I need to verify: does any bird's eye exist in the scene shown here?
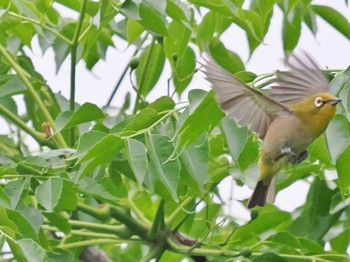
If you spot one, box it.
[314,97,324,107]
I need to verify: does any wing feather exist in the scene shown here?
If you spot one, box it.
[201,55,291,139]
[269,52,329,103]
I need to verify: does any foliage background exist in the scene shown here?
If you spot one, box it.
[0,0,350,261]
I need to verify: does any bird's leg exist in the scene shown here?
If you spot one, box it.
[290,150,308,165]
[275,146,308,165]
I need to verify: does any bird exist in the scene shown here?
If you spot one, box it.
[201,52,342,208]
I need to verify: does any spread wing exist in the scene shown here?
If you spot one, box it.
[269,52,329,103]
[201,55,291,140]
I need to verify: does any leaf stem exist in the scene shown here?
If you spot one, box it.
[166,196,194,227]
[42,224,120,239]
[110,206,150,240]
[58,239,122,249]
[127,198,151,226]
[77,202,110,220]
[69,220,132,239]
[0,45,67,148]
[77,202,150,239]
[7,12,71,44]
[69,0,88,147]
[0,104,48,145]
[106,48,138,106]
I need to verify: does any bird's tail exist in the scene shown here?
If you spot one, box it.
[247,180,270,208]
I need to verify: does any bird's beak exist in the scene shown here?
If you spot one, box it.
[326,98,342,105]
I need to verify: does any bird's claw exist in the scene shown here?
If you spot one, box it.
[289,150,308,165]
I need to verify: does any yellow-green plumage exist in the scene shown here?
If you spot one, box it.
[202,52,341,208]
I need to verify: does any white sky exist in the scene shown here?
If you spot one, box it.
[21,1,350,218]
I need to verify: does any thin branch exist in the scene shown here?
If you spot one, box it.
[7,12,71,44]
[110,206,150,240]
[0,104,48,144]
[69,0,88,146]
[0,45,67,148]
[77,202,110,220]
[58,239,122,249]
[127,199,151,226]
[69,220,132,239]
[166,196,195,227]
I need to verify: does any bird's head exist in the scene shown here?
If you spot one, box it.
[291,93,341,113]
[291,93,342,135]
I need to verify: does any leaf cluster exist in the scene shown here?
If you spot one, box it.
[0,0,349,261]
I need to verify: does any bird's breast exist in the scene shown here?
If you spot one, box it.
[262,114,313,162]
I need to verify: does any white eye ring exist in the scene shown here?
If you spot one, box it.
[314,97,324,107]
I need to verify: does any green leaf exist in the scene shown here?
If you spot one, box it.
[232,207,291,244]
[189,0,236,16]
[4,178,30,209]
[187,203,221,238]
[6,209,39,241]
[57,180,78,211]
[18,238,44,262]
[336,145,350,197]
[35,178,63,212]
[79,177,119,202]
[298,237,325,253]
[326,114,350,163]
[287,178,340,241]
[250,0,276,35]
[119,96,175,137]
[148,200,165,238]
[196,11,231,50]
[145,134,180,201]
[18,205,43,234]
[55,102,106,132]
[238,135,259,171]
[329,67,350,118]
[0,226,26,262]
[222,118,249,163]
[139,2,167,36]
[173,47,196,94]
[0,75,26,97]
[235,71,257,83]
[120,0,140,20]
[164,20,191,61]
[330,228,350,253]
[71,130,107,160]
[312,5,350,40]
[282,6,302,51]
[0,187,11,209]
[252,253,286,262]
[76,135,124,178]
[43,212,71,234]
[53,35,71,73]
[180,137,209,192]
[126,138,148,185]
[309,135,331,165]
[126,19,144,43]
[237,9,264,41]
[135,42,166,97]
[46,249,74,262]
[209,41,245,74]
[166,0,191,21]
[270,231,301,250]
[304,8,318,35]
[175,90,225,152]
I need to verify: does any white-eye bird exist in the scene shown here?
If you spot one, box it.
[202,52,341,208]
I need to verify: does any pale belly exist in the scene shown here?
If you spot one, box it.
[262,115,313,163]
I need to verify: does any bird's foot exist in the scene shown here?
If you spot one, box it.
[289,150,308,165]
